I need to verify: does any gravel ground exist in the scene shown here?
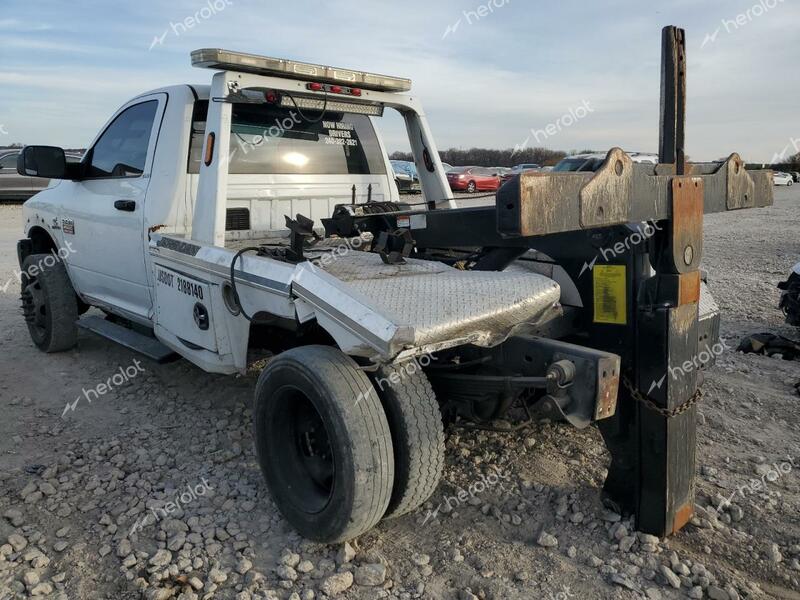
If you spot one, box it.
[0,188,799,600]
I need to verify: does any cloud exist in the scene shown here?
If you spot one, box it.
[0,0,798,161]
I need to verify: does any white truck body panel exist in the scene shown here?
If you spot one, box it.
[21,58,561,376]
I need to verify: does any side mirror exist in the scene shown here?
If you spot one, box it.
[18,146,68,179]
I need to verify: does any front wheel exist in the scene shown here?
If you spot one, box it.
[20,253,78,352]
[466,181,477,193]
[253,346,395,543]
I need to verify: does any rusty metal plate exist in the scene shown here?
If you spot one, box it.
[594,355,620,420]
[752,170,774,208]
[580,148,634,228]
[678,271,701,306]
[672,502,694,535]
[502,150,772,239]
[671,177,703,274]
[725,153,756,210]
[516,171,589,236]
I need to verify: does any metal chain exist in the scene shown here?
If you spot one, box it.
[622,376,703,418]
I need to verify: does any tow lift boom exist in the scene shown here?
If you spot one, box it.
[322,26,773,536]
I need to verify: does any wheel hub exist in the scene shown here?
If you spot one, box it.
[21,280,46,329]
[295,409,334,492]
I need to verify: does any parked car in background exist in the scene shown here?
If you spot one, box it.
[511,163,541,172]
[553,151,658,173]
[0,150,82,201]
[390,159,419,193]
[501,163,541,184]
[446,166,501,193]
[0,150,49,201]
[773,172,794,186]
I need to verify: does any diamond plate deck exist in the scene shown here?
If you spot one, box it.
[316,251,561,348]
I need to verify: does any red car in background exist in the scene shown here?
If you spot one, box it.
[446,166,501,193]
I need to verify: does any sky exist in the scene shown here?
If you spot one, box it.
[0,0,798,163]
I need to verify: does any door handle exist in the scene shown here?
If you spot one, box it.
[114,200,136,211]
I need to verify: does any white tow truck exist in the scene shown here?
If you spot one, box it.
[17,50,573,543]
[17,33,772,543]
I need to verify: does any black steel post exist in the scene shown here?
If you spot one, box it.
[598,28,701,535]
[659,26,687,175]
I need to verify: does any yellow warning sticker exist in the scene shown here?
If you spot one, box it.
[593,265,627,325]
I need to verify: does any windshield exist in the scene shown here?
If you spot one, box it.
[553,158,587,172]
[189,101,386,175]
[391,160,418,177]
[553,157,604,172]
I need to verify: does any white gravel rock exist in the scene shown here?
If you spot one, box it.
[320,571,353,596]
[659,565,681,589]
[354,563,387,586]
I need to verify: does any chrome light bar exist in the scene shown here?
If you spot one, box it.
[279,95,384,117]
[191,49,412,93]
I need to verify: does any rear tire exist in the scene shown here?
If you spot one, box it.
[20,253,78,352]
[372,363,445,519]
[253,345,394,543]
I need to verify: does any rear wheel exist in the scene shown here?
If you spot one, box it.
[467,181,477,193]
[253,345,394,543]
[20,253,78,352]
[372,364,445,519]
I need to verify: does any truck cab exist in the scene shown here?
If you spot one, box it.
[20,79,404,326]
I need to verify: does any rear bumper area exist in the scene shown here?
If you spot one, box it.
[427,335,620,429]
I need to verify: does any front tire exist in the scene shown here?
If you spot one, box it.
[467,181,477,193]
[20,253,78,352]
[253,346,394,543]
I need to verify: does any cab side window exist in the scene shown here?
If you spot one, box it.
[86,101,158,178]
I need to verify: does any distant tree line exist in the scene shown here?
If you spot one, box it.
[391,148,800,171]
[763,151,800,172]
[389,147,587,168]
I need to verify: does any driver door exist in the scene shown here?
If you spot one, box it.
[60,95,165,322]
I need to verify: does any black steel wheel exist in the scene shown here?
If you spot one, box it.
[20,253,78,352]
[254,345,394,543]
